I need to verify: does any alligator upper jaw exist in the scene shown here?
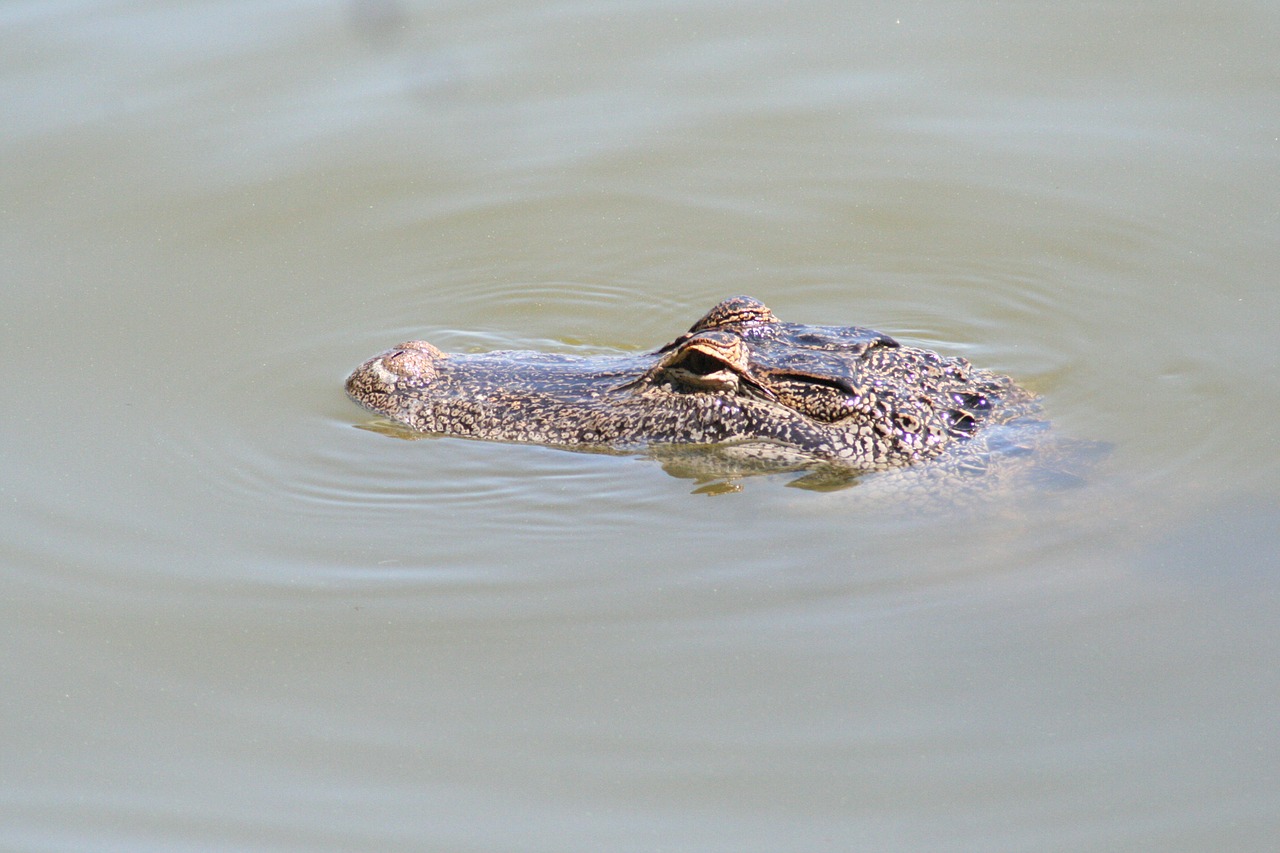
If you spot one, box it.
[345,343,661,417]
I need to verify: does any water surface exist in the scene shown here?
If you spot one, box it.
[3,1,1278,850]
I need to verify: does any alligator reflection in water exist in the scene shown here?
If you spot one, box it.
[347,297,1088,492]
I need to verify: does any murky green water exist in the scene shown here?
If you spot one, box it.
[4,1,1278,849]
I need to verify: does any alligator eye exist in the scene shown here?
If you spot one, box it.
[652,333,754,394]
[946,409,978,436]
[677,348,732,376]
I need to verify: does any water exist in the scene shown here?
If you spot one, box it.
[3,1,1278,850]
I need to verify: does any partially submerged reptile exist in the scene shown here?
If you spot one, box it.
[347,297,1086,490]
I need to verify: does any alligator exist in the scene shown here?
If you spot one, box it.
[346,297,1083,490]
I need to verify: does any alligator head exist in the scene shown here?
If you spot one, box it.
[346,296,1036,472]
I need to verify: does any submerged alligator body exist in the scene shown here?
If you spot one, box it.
[346,297,1057,484]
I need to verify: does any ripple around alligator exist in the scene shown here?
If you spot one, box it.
[115,225,1263,606]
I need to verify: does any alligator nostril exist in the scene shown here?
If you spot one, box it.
[382,345,439,380]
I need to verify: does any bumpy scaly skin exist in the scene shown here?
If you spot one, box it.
[346,297,1039,472]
